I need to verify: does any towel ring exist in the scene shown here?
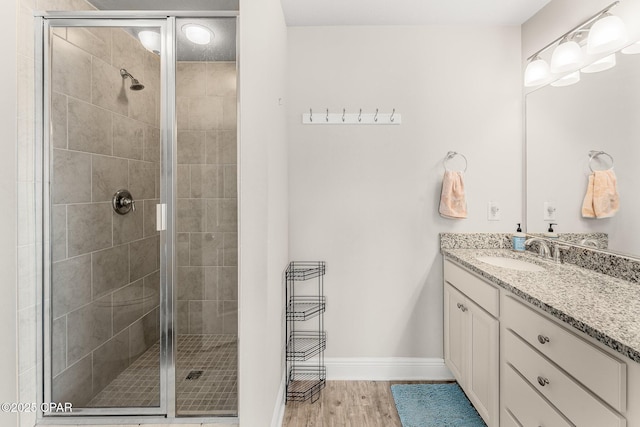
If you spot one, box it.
[444,151,468,173]
[588,150,614,172]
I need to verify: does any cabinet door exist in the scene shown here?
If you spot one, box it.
[467,300,499,426]
[444,283,467,386]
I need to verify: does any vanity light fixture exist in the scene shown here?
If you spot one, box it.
[621,40,640,54]
[582,53,616,73]
[524,55,551,87]
[586,13,628,55]
[550,38,584,73]
[524,1,626,88]
[138,30,161,55]
[550,71,581,87]
[182,23,213,45]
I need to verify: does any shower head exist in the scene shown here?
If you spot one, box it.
[120,68,145,91]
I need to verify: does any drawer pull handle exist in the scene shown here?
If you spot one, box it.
[537,376,550,387]
[537,334,550,344]
[460,305,467,312]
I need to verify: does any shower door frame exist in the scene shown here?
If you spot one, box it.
[36,11,240,423]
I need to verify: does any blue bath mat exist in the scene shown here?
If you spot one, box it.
[391,383,486,427]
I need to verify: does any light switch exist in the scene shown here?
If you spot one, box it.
[543,202,556,221]
[487,202,501,221]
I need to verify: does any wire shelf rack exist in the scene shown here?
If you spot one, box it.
[285,261,326,281]
[286,366,327,402]
[286,296,326,321]
[286,331,326,361]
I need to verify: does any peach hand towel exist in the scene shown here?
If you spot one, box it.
[581,170,619,218]
[439,171,467,219]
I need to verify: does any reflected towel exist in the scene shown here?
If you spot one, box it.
[581,170,619,218]
[439,171,467,219]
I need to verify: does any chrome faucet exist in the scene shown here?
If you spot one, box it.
[524,237,551,258]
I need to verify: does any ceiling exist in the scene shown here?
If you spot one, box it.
[280,0,551,26]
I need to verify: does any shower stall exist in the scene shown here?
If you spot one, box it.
[37,12,238,421]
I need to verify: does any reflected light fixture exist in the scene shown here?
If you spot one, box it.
[551,71,581,87]
[587,13,628,54]
[524,56,551,87]
[182,24,213,45]
[621,41,640,54]
[550,38,584,73]
[138,30,161,55]
[582,53,616,73]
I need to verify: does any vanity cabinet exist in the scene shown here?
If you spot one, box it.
[444,260,499,427]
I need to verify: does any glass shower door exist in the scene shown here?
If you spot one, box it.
[44,18,167,415]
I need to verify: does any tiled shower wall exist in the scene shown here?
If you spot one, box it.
[176,61,238,336]
[49,26,161,405]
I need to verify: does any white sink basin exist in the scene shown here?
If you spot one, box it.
[475,256,546,272]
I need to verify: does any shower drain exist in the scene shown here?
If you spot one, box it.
[185,370,204,380]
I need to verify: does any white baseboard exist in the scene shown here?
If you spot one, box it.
[324,357,454,381]
[270,373,286,427]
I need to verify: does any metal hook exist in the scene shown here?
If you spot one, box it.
[342,108,346,122]
[309,108,313,122]
[374,108,379,122]
[444,151,468,173]
[326,108,329,122]
[390,108,395,122]
[358,109,362,122]
[588,150,614,172]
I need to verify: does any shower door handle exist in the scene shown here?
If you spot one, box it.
[156,203,167,231]
[112,189,136,215]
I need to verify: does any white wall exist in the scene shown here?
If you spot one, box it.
[238,0,288,424]
[287,26,522,360]
[2,1,18,426]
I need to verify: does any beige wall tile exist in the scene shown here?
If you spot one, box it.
[222,96,237,130]
[52,149,91,204]
[113,114,144,160]
[223,164,237,197]
[130,236,159,281]
[128,88,157,126]
[143,199,159,238]
[204,199,219,232]
[177,267,204,300]
[188,96,223,130]
[51,354,92,407]
[51,92,67,149]
[52,35,91,103]
[67,203,112,256]
[219,198,238,231]
[205,62,236,97]
[218,130,237,164]
[218,267,238,301]
[52,316,66,377]
[51,205,67,262]
[177,233,190,266]
[111,29,145,81]
[91,56,129,116]
[91,154,128,202]
[204,266,218,300]
[68,98,113,155]
[177,131,206,164]
[144,125,160,163]
[51,254,91,318]
[143,270,160,314]
[189,232,222,266]
[92,328,130,395]
[177,62,206,97]
[190,164,222,198]
[66,27,111,64]
[129,310,160,364]
[177,165,191,198]
[176,96,189,129]
[222,300,238,334]
[66,294,112,365]
[188,300,222,334]
[144,51,160,94]
[113,281,144,333]
[113,207,144,245]
[224,247,238,267]
[129,160,157,200]
[177,300,189,334]
[205,131,218,164]
[92,244,129,299]
[177,199,205,232]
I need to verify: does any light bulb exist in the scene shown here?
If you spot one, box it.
[182,24,213,45]
[551,71,581,87]
[587,14,628,55]
[582,53,616,73]
[621,41,640,54]
[524,57,551,87]
[138,30,161,54]
[550,40,584,73]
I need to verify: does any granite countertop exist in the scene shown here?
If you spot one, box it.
[442,248,640,364]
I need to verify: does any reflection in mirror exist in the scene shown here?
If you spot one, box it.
[526,49,640,258]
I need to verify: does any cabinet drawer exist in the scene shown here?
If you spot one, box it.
[444,260,499,317]
[500,409,522,427]
[503,296,626,412]
[504,364,571,427]
[505,330,626,427]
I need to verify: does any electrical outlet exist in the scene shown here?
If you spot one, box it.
[544,202,557,221]
[487,202,501,221]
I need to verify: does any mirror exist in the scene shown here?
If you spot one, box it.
[526,49,640,258]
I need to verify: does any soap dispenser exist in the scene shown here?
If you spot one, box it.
[544,223,559,240]
[513,223,526,252]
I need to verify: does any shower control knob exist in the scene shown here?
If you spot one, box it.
[112,189,136,215]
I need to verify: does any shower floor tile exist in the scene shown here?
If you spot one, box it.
[88,334,237,415]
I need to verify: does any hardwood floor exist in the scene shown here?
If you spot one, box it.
[282,380,454,427]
